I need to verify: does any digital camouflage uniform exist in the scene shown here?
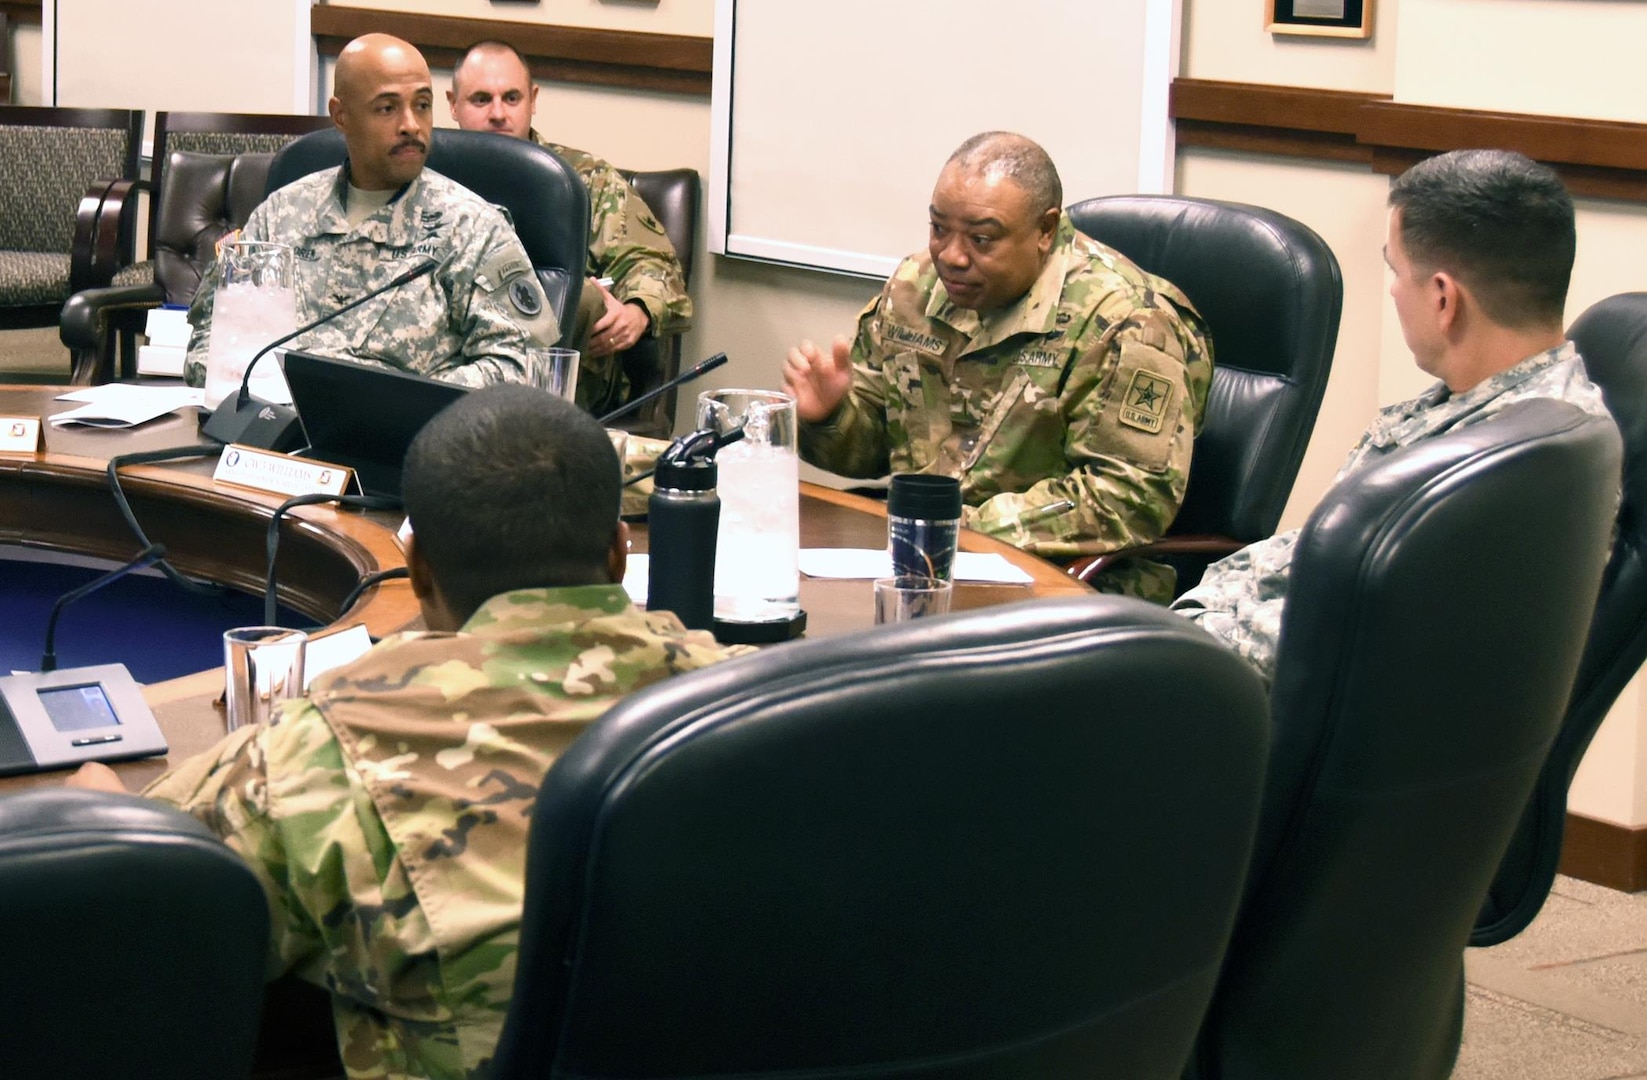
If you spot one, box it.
[531,131,693,415]
[145,584,742,1080]
[184,164,566,394]
[799,214,1212,600]
[1173,342,1613,687]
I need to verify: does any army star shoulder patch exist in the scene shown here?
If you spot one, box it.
[1118,370,1173,434]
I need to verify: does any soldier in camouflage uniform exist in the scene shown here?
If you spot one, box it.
[448,41,694,415]
[1174,149,1617,686]
[69,386,745,1080]
[184,35,568,397]
[784,132,1212,601]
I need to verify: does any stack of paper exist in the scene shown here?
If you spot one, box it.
[50,385,204,428]
[138,307,191,378]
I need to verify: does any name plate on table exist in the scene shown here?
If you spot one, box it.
[0,416,41,454]
[214,444,353,497]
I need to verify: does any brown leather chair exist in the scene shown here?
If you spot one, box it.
[610,167,700,439]
[59,111,332,383]
[60,150,277,384]
[0,105,141,353]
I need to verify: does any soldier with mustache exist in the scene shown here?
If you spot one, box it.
[184,34,564,393]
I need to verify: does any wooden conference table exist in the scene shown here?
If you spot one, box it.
[0,384,1087,791]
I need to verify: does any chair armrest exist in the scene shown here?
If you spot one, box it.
[61,280,166,384]
[1065,534,1247,585]
[61,281,166,349]
[70,177,144,292]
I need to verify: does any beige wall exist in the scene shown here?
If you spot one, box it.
[338,0,713,35]
[12,24,42,105]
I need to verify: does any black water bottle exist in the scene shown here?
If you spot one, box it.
[646,432,721,631]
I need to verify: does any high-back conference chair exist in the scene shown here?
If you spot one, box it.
[1064,195,1342,594]
[0,788,269,1080]
[488,598,1270,1080]
[609,166,700,439]
[1192,400,1621,1080]
[266,127,589,346]
[60,148,293,383]
[59,111,336,382]
[1473,292,1647,944]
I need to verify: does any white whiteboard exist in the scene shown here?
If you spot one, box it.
[45,0,314,117]
[709,0,1181,279]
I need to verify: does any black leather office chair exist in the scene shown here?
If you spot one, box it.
[608,166,699,439]
[0,788,270,1079]
[1191,400,1621,1080]
[1473,293,1647,945]
[265,127,588,348]
[61,149,280,384]
[488,597,1270,1080]
[1063,196,1342,594]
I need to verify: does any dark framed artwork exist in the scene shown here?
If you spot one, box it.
[1268,0,1375,39]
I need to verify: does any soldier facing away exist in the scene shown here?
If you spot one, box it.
[68,385,747,1079]
[783,131,1214,601]
[1173,149,1616,686]
[184,34,568,394]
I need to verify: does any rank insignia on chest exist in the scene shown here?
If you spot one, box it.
[421,210,443,226]
[1118,370,1174,434]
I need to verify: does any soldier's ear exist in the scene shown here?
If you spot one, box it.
[606,521,629,585]
[1036,207,1059,254]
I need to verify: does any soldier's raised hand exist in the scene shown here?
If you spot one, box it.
[783,336,854,422]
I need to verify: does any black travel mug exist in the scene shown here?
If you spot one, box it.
[887,473,963,581]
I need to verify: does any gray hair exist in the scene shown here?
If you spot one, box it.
[945,131,1062,214]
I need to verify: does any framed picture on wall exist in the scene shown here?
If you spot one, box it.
[1267,0,1374,39]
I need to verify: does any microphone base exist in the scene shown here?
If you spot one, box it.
[202,396,303,452]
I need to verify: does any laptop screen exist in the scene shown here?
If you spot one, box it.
[281,350,469,499]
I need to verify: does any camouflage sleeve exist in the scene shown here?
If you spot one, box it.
[964,308,1202,560]
[584,163,693,336]
[797,294,897,479]
[141,710,326,978]
[1171,528,1301,688]
[183,204,273,388]
[438,216,565,391]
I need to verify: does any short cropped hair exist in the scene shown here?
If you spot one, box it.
[452,39,528,79]
[1389,149,1575,329]
[402,385,622,620]
[946,131,1063,216]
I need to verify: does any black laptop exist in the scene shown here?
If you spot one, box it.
[281,350,469,499]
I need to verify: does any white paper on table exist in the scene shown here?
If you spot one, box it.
[50,384,204,428]
[302,623,374,690]
[798,548,1034,585]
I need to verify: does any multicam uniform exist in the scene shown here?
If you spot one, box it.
[531,132,693,415]
[184,165,564,393]
[1173,342,1613,686]
[145,585,742,1080]
[799,215,1212,600]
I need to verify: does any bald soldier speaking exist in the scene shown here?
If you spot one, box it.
[183,34,564,391]
[784,132,1213,600]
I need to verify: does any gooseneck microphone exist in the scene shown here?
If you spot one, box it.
[598,352,729,426]
[40,544,168,672]
[201,256,441,450]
